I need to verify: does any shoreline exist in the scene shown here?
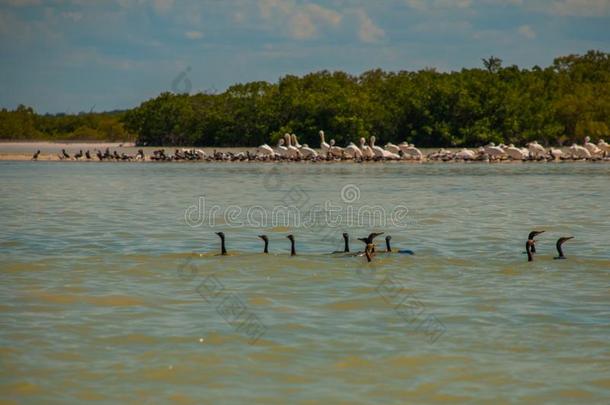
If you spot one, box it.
[1,153,608,163]
[1,142,608,163]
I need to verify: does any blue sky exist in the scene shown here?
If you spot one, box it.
[1,0,609,113]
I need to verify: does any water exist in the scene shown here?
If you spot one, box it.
[1,161,609,403]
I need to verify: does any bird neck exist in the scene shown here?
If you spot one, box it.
[263,240,268,254]
[556,241,564,258]
[344,237,350,253]
[526,241,533,262]
[386,239,391,252]
[290,239,295,256]
[220,238,227,255]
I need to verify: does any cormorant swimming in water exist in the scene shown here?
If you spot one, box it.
[216,232,227,256]
[384,235,415,255]
[61,149,71,159]
[527,230,545,253]
[357,232,384,252]
[258,235,269,254]
[85,150,91,159]
[32,150,40,160]
[554,236,573,260]
[286,234,296,256]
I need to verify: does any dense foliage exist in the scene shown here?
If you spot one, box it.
[2,51,609,147]
[0,107,132,142]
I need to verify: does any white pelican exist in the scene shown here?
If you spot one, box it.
[319,130,330,156]
[384,149,400,160]
[370,136,385,158]
[275,137,287,157]
[300,143,318,158]
[548,147,563,160]
[526,141,546,158]
[584,136,603,156]
[428,148,454,160]
[569,143,591,159]
[329,139,344,158]
[398,142,423,160]
[360,137,374,158]
[370,136,399,159]
[502,144,527,160]
[385,142,400,154]
[344,142,363,159]
[292,134,317,158]
[519,146,530,157]
[598,139,610,155]
[291,134,302,148]
[483,142,506,159]
[285,133,301,158]
[455,148,475,160]
[257,143,275,157]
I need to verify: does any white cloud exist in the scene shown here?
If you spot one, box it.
[518,24,536,38]
[305,3,342,26]
[185,30,203,40]
[258,0,342,40]
[289,11,316,39]
[355,9,384,43]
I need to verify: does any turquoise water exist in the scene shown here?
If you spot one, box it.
[1,161,609,403]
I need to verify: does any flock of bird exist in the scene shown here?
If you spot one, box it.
[215,231,412,263]
[526,230,574,262]
[43,148,147,161]
[253,132,610,162]
[211,230,573,263]
[31,133,610,162]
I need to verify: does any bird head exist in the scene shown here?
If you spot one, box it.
[528,230,545,240]
[258,235,268,242]
[286,234,294,241]
[368,232,384,241]
[215,232,225,238]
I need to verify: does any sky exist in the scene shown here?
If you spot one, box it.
[1,0,609,113]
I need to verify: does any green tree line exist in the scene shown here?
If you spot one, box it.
[0,107,133,142]
[2,51,609,147]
